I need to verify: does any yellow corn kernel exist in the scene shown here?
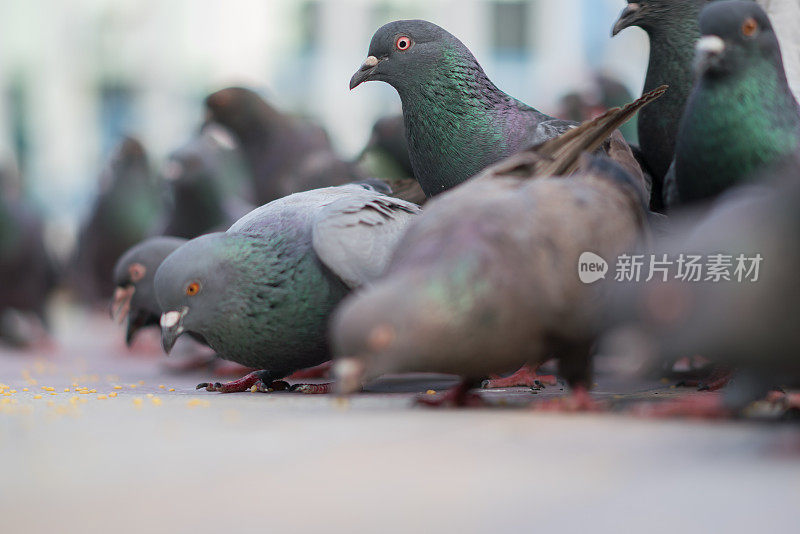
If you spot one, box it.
[129,384,137,388]
[158,385,166,389]
[151,397,162,406]
[64,388,70,392]
[89,389,97,394]
[97,395,107,400]
[113,386,123,390]
[109,392,117,398]
[9,390,17,394]
[146,393,154,398]
[132,397,143,407]
[33,394,42,399]
[168,388,175,392]
[426,390,436,395]
[22,388,28,392]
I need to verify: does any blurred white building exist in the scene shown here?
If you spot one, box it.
[0,0,648,224]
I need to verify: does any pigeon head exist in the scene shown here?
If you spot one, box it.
[204,87,283,139]
[154,233,245,353]
[332,276,429,394]
[349,20,473,92]
[333,260,492,394]
[694,1,780,78]
[111,237,186,346]
[612,0,711,36]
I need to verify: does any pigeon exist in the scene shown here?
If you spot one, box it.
[612,0,713,210]
[332,92,661,406]
[155,184,421,393]
[0,192,56,347]
[349,20,583,197]
[204,87,366,205]
[606,154,800,414]
[664,1,800,207]
[72,137,162,302]
[111,236,187,346]
[157,124,254,239]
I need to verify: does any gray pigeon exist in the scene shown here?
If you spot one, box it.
[157,124,254,239]
[612,0,714,211]
[664,1,800,207]
[350,20,650,198]
[111,236,187,346]
[72,137,162,302]
[155,184,420,393]
[606,154,800,413]
[333,155,648,406]
[0,193,56,347]
[329,91,663,405]
[204,87,367,205]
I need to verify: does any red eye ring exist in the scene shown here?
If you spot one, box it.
[395,36,412,51]
[186,282,201,296]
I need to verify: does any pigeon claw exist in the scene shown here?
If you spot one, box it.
[290,383,332,394]
[195,370,273,393]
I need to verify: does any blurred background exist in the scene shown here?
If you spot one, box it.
[0,0,649,255]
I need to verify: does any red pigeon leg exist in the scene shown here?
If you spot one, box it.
[482,364,558,389]
[197,370,288,393]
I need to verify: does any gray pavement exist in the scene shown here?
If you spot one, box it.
[1,305,799,533]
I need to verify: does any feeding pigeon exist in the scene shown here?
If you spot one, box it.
[111,236,187,346]
[155,184,420,393]
[606,154,800,416]
[664,1,800,207]
[332,91,662,407]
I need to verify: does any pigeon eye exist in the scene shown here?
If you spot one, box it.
[185,282,201,296]
[741,17,758,38]
[395,36,412,51]
[128,263,146,283]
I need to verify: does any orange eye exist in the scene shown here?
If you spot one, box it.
[741,17,758,37]
[185,282,200,296]
[395,36,412,51]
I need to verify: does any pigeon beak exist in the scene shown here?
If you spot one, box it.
[349,56,382,90]
[160,307,188,354]
[333,357,366,395]
[124,309,149,347]
[694,35,726,74]
[110,286,135,323]
[612,3,642,36]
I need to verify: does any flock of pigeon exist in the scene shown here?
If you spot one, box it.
[2,0,799,416]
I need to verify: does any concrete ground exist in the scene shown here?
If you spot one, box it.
[1,305,799,534]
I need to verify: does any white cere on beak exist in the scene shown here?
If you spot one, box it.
[334,358,363,382]
[696,35,725,56]
[363,56,379,68]
[160,311,182,329]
